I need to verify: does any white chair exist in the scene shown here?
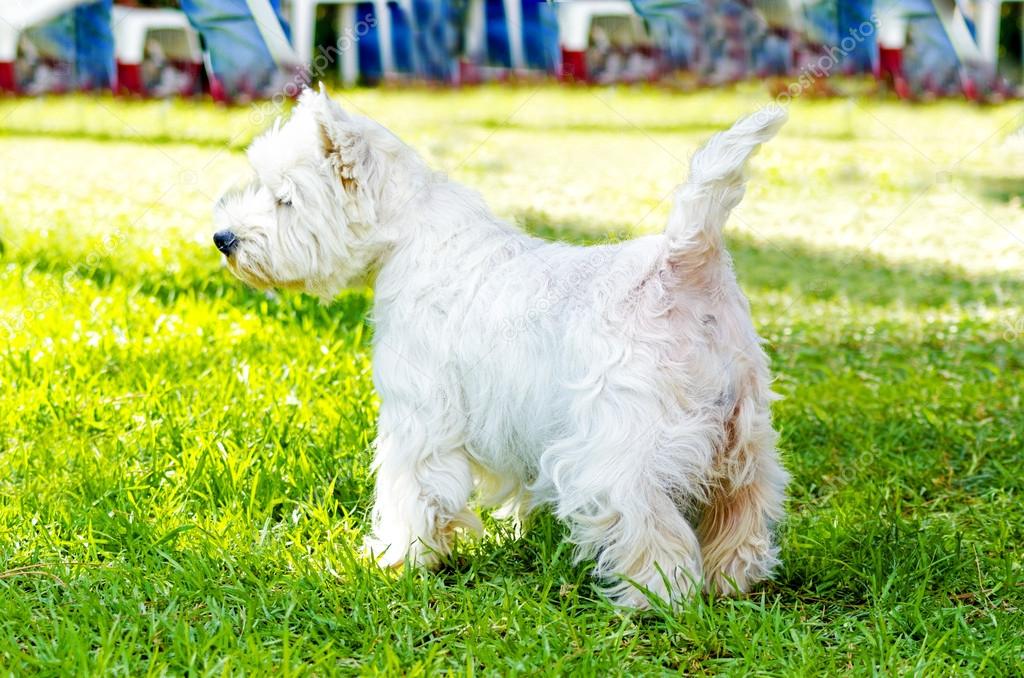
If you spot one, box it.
[292,0,408,86]
[557,0,640,81]
[0,0,91,91]
[875,5,909,52]
[0,0,89,61]
[877,0,1009,70]
[110,6,201,96]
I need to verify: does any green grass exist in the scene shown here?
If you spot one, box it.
[0,84,1023,675]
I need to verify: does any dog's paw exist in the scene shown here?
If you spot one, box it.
[361,537,406,570]
[608,562,703,610]
[361,536,442,570]
[703,539,779,597]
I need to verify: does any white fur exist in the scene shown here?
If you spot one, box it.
[215,87,790,608]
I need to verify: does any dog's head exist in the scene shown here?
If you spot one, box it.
[213,87,426,299]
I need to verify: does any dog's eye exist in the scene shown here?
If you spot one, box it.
[277,197,292,207]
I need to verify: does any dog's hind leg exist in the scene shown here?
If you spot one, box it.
[545,426,710,608]
[561,472,705,609]
[697,395,788,596]
[363,399,481,569]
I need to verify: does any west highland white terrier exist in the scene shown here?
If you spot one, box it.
[214,87,789,608]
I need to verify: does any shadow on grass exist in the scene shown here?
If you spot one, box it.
[0,126,252,151]
[516,209,1024,308]
[4,247,372,333]
[962,173,1024,204]
[4,207,1022,337]
[0,116,856,152]
[482,119,859,142]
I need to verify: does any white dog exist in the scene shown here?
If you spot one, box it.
[214,87,788,608]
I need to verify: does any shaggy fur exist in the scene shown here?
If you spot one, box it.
[214,87,789,607]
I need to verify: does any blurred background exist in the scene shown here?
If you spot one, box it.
[2,0,1024,101]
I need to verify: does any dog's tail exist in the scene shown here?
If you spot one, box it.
[664,107,786,270]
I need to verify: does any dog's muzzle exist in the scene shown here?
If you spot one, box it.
[213,230,239,256]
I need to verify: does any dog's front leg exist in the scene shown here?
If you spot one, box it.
[363,400,480,569]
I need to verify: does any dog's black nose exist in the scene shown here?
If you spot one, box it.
[213,230,238,255]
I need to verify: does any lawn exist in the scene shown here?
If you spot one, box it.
[0,84,1022,675]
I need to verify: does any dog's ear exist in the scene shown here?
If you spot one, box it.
[299,86,378,224]
[300,85,370,195]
